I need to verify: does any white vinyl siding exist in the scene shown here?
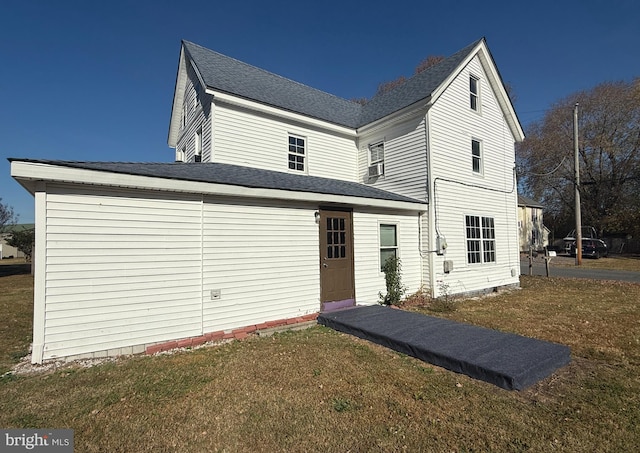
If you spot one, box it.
[353,210,421,304]
[213,102,357,181]
[359,115,428,200]
[176,63,212,163]
[40,186,203,361]
[202,199,319,333]
[428,55,519,296]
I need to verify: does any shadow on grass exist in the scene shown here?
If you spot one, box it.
[0,263,31,277]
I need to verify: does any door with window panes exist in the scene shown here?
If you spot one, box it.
[319,210,355,306]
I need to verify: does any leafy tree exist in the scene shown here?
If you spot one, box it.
[517,78,640,239]
[6,227,35,262]
[0,198,17,234]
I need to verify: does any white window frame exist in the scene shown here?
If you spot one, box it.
[368,141,385,178]
[472,138,483,175]
[470,75,480,112]
[379,223,398,272]
[194,127,202,162]
[288,134,306,173]
[465,215,496,265]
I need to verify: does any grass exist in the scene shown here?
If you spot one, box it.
[1,258,639,451]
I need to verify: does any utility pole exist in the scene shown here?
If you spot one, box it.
[574,103,582,265]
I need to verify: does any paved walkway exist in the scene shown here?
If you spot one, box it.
[318,305,570,391]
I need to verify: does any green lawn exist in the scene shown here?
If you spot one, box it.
[1,259,639,452]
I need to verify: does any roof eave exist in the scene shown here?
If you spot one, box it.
[10,161,427,212]
[429,39,524,143]
[167,44,189,148]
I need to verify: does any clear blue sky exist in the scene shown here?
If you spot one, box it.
[2,0,638,223]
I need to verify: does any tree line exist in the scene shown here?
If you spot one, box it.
[517,78,640,243]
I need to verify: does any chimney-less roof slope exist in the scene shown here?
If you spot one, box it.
[183,38,483,129]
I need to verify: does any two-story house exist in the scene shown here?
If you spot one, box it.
[517,195,549,252]
[11,37,524,363]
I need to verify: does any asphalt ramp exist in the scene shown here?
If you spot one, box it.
[318,305,570,390]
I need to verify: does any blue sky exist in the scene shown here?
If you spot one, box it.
[2,0,638,223]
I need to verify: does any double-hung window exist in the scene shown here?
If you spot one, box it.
[379,224,398,271]
[194,127,202,162]
[470,75,479,111]
[472,139,482,174]
[465,215,495,264]
[368,142,385,177]
[288,135,306,172]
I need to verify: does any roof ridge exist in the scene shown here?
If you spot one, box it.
[368,37,484,104]
[182,41,360,108]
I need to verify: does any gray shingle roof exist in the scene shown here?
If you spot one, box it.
[11,159,424,204]
[518,195,543,208]
[183,41,362,128]
[183,38,483,129]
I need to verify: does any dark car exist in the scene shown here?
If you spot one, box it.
[569,239,608,259]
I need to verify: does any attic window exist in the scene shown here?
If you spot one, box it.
[288,135,306,172]
[470,76,479,111]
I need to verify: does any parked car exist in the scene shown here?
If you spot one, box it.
[569,239,608,259]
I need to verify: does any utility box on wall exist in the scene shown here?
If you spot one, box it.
[443,260,453,274]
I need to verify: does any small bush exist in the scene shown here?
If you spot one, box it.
[378,256,406,306]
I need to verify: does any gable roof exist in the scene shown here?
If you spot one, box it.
[9,159,424,207]
[183,41,362,128]
[518,195,543,208]
[169,38,523,145]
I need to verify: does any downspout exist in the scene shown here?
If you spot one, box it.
[424,111,437,299]
[31,181,47,364]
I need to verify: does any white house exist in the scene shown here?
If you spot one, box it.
[517,195,549,252]
[11,37,524,363]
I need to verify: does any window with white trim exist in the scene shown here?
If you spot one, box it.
[470,75,479,111]
[368,142,385,177]
[379,224,398,271]
[194,127,202,162]
[472,139,482,174]
[465,215,495,264]
[288,135,306,172]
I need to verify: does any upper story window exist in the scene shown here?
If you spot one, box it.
[181,103,187,129]
[368,142,385,178]
[472,139,482,174]
[288,135,306,172]
[465,215,495,264]
[470,75,479,111]
[194,127,202,162]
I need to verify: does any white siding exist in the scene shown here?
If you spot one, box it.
[428,55,520,296]
[359,114,428,201]
[353,210,422,304]
[176,64,213,163]
[41,186,203,361]
[213,102,358,181]
[202,199,320,332]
